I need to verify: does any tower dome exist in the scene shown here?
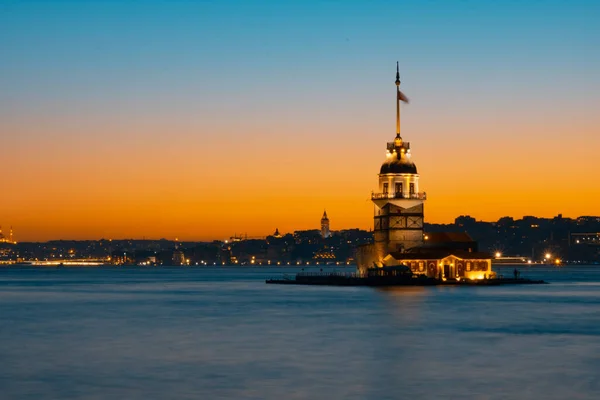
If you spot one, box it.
[380,158,417,174]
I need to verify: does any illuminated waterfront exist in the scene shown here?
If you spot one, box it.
[1,265,599,399]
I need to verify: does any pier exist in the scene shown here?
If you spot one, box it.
[266,270,546,287]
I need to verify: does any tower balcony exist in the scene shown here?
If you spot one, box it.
[371,192,427,200]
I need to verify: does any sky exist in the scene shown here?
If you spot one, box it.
[1,0,599,241]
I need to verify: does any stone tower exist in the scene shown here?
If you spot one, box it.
[354,64,429,273]
[320,210,331,239]
[371,64,425,255]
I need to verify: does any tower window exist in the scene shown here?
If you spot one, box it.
[395,182,402,196]
[383,183,388,194]
[409,183,415,194]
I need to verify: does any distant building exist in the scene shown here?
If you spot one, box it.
[0,226,16,244]
[320,210,331,238]
[570,232,600,262]
[577,216,600,224]
[111,250,134,265]
[571,232,600,244]
[172,249,185,266]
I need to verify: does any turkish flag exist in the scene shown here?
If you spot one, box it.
[398,90,409,103]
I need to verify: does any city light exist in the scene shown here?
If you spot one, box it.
[495,252,501,258]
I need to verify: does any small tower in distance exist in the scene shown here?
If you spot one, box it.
[320,210,331,239]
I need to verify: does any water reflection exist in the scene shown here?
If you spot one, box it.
[376,286,428,297]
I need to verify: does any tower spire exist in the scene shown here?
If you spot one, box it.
[395,62,401,137]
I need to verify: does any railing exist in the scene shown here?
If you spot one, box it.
[371,192,427,200]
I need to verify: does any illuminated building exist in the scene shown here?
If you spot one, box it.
[321,210,331,239]
[571,232,600,243]
[382,232,493,280]
[172,249,185,266]
[569,232,600,262]
[357,65,493,279]
[0,226,16,244]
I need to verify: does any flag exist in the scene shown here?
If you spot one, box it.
[398,90,409,103]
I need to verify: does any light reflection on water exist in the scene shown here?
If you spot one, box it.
[0,265,599,399]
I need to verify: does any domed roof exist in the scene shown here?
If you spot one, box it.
[380,159,418,174]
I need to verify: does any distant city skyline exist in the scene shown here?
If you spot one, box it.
[1,1,598,241]
[2,212,599,243]
[3,214,599,266]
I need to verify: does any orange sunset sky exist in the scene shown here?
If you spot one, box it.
[1,1,598,241]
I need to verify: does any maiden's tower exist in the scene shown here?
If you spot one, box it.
[356,65,493,280]
[356,64,425,271]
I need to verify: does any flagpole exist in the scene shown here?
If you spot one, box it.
[395,62,401,137]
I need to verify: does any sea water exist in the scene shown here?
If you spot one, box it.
[1,265,599,399]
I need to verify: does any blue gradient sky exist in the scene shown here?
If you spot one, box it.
[1,0,599,240]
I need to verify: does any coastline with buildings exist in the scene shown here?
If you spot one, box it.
[2,211,600,266]
[2,214,600,267]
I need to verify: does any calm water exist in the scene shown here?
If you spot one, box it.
[1,265,599,400]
